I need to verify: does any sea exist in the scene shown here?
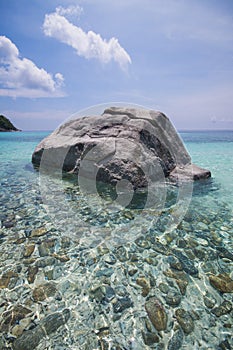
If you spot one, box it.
[0,130,232,349]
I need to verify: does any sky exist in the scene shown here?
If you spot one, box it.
[0,0,233,130]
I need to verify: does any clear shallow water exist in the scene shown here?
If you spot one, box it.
[0,130,232,350]
[182,130,233,208]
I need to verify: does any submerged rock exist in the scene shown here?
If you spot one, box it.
[32,107,211,187]
[175,308,194,334]
[27,266,39,284]
[216,246,233,261]
[167,328,184,350]
[30,227,48,237]
[165,289,182,306]
[209,273,233,293]
[32,282,57,301]
[145,297,167,331]
[23,244,35,258]
[136,276,150,297]
[0,270,18,289]
[163,269,189,295]
[218,339,232,350]
[0,305,32,332]
[173,250,198,275]
[142,331,159,345]
[112,296,133,313]
[203,292,217,309]
[12,309,70,350]
[212,301,232,317]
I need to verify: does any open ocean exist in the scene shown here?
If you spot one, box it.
[0,130,232,349]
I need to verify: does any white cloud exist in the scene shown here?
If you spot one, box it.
[0,36,65,98]
[43,10,131,70]
[55,5,83,21]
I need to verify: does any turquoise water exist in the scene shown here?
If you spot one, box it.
[0,130,232,349]
[183,131,233,207]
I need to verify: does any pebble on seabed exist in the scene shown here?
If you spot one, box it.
[0,169,233,349]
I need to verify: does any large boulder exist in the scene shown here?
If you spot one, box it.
[32,107,211,187]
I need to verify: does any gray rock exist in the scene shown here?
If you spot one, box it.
[95,268,114,278]
[32,107,211,187]
[12,326,45,350]
[35,257,56,268]
[12,309,70,350]
[104,286,115,302]
[203,292,217,309]
[151,240,169,255]
[175,308,195,334]
[218,339,231,350]
[168,328,184,350]
[32,281,57,301]
[112,296,133,313]
[165,289,182,306]
[168,256,183,270]
[38,242,49,257]
[89,285,106,302]
[216,246,233,261]
[169,163,211,182]
[104,253,117,265]
[135,236,151,249]
[0,305,32,332]
[212,300,232,317]
[196,221,209,231]
[114,246,129,262]
[142,331,159,345]
[173,250,198,275]
[158,282,169,293]
[40,308,71,335]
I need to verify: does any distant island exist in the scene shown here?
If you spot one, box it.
[0,115,21,132]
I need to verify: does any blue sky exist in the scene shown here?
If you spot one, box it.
[0,0,233,130]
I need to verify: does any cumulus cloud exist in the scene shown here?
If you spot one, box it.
[0,36,65,98]
[43,10,131,70]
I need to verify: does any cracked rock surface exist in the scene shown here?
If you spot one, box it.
[32,107,211,186]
